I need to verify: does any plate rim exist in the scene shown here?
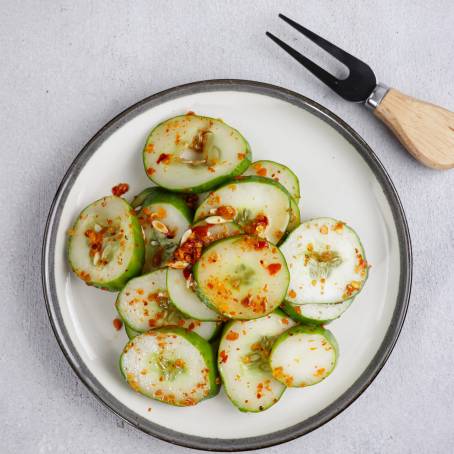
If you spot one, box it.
[41,79,412,451]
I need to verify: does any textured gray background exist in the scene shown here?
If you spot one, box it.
[1,1,453,453]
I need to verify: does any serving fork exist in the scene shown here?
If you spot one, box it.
[267,14,454,169]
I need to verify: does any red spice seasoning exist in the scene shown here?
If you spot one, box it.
[266,263,282,276]
[219,350,229,363]
[113,318,123,331]
[156,153,171,164]
[226,331,239,341]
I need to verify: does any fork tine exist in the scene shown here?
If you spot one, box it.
[278,14,360,67]
[266,31,339,90]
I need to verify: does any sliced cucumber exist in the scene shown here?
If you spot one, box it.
[192,219,243,246]
[194,176,290,244]
[281,299,353,325]
[270,325,338,387]
[67,196,144,291]
[193,235,289,319]
[137,190,192,272]
[281,218,368,304]
[120,327,219,406]
[143,114,252,193]
[115,269,218,340]
[167,268,222,321]
[166,220,243,321]
[218,310,295,412]
[244,160,300,200]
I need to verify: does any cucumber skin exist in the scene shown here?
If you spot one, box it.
[119,327,220,405]
[282,217,369,304]
[218,309,289,412]
[141,188,193,223]
[131,187,161,209]
[194,175,291,225]
[288,197,301,232]
[67,197,145,292]
[123,319,222,342]
[193,234,290,320]
[142,115,252,193]
[280,300,352,325]
[270,325,339,385]
[124,323,141,340]
[246,160,301,200]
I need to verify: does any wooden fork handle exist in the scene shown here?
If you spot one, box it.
[373,88,454,169]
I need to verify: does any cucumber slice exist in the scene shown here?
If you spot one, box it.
[287,197,301,233]
[270,325,338,387]
[244,160,300,200]
[218,310,295,412]
[194,176,290,244]
[115,269,218,340]
[124,317,220,342]
[281,299,353,325]
[67,196,144,291]
[281,218,368,304]
[120,327,219,406]
[193,235,289,320]
[137,190,192,272]
[131,187,159,210]
[143,114,252,193]
[166,220,242,321]
[125,323,141,340]
[167,268,222,321]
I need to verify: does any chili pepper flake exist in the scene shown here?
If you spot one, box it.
[219,350,228,363]
[113,318,123,331]
[266,263,282,276]
[226,331,239,341]
[146,167,155,176]
[288,289,297,299]
[319,225,329,235]
[215,205,236,220]
[156,153,171,164]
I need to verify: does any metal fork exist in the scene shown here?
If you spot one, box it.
[267,14,454,169]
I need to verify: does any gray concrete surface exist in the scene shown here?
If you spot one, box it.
[1,1,453,453]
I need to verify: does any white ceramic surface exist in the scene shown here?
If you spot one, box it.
[54,90,400,439]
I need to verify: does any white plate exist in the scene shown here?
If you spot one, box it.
[42,80,411,451]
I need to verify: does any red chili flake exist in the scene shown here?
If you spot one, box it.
[188,322,195,331]
[215,205,236,220]
[257,167,267,177]
[113,318,123,331]
[186,111,195,115]
[192,224,210,240]
[241,295,251,307]
[156,153,171,164]
[146,167,155,176]
[219,350,228,363]
[226,331,239,341]
[237,153,246,160]
[254,239,268,250]
[182,267,192,280]
[267,263,282,276]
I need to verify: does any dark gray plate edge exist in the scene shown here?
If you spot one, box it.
[41,79,412,452]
